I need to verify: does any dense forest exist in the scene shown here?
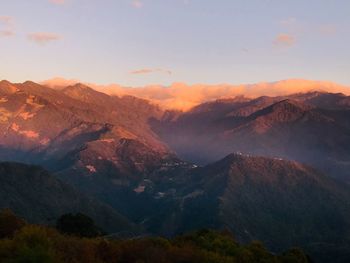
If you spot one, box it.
[0,209,311,263]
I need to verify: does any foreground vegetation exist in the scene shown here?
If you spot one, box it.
[0,209,312,263]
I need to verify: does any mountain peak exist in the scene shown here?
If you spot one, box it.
[22,80,38,86]
[271,99,311,112]
[0,80,18,94]
[64,83,94,92]
[71,83,91,89]
[61,83,114,105]
[0,80,12,86]
[249,99,310,123]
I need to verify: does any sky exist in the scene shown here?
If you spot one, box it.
[0,0,350,86]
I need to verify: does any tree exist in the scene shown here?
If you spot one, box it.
[56,213,102,238]
[0,209,26,239]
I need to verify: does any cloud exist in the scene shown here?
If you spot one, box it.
[0,16,14,26]
[0,30,15,37]
[41,77,80,89]
[273,33,295,47]
[131,0,143,9]
[41,78,350,111]
[0,16,15,37]
[28,32,62,45]
[130,68,172,75]
[49,0,65,5]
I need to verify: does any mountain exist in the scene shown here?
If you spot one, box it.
[154,92,350,182]
[0,80,167,166]
[2,79,350,262]
[152,153,350,263]
[0,162,134,233]
[0,80,187,223]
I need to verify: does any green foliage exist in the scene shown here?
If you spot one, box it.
[56,213,102,238]
[0,212,311,263]
[0,209,26,239]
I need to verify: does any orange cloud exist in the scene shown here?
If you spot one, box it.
[0,16,15,37]
[42,78,350,111]
[274,33,295,47]
[130,68,172,75]
[0,30,14,37]
[41,77,80,89]
[28,32,61,44]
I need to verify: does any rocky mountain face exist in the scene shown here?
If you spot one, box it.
[0,80,168,166]
[0,162,134,233]
[154,92,350,182]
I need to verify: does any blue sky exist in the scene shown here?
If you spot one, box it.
[0,0,349,86]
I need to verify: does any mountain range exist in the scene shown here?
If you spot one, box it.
[154,92,350,182]
[1,79,350,262]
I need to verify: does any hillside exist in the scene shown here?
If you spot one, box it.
[0,162,134,233]
[154,92,350,182]
[157,154,350,262]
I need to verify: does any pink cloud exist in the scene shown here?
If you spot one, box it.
[130,68,172,75]
[28,32,62,45]
[49,0,65,5]
[0,16,15,37]
[274,33,295,47]
[131,0,143,9]
[41,77,80,89]
[0,30,14,37]
[0,16,14,26]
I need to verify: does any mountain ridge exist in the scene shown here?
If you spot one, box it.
[0,161,135,233]
[41,78,350,110]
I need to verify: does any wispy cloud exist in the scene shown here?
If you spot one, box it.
[0,30,15,37]
[131,0,143,9]
[28,32,62,45]
[130,68,172,75]
[0,15,15,38]
[0,16,14,26]
[273,33,295,47]
[49,0,66,5]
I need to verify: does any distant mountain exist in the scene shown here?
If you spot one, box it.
[154,153,350,262]
[0,162,134,233]
[154,92,350,182]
